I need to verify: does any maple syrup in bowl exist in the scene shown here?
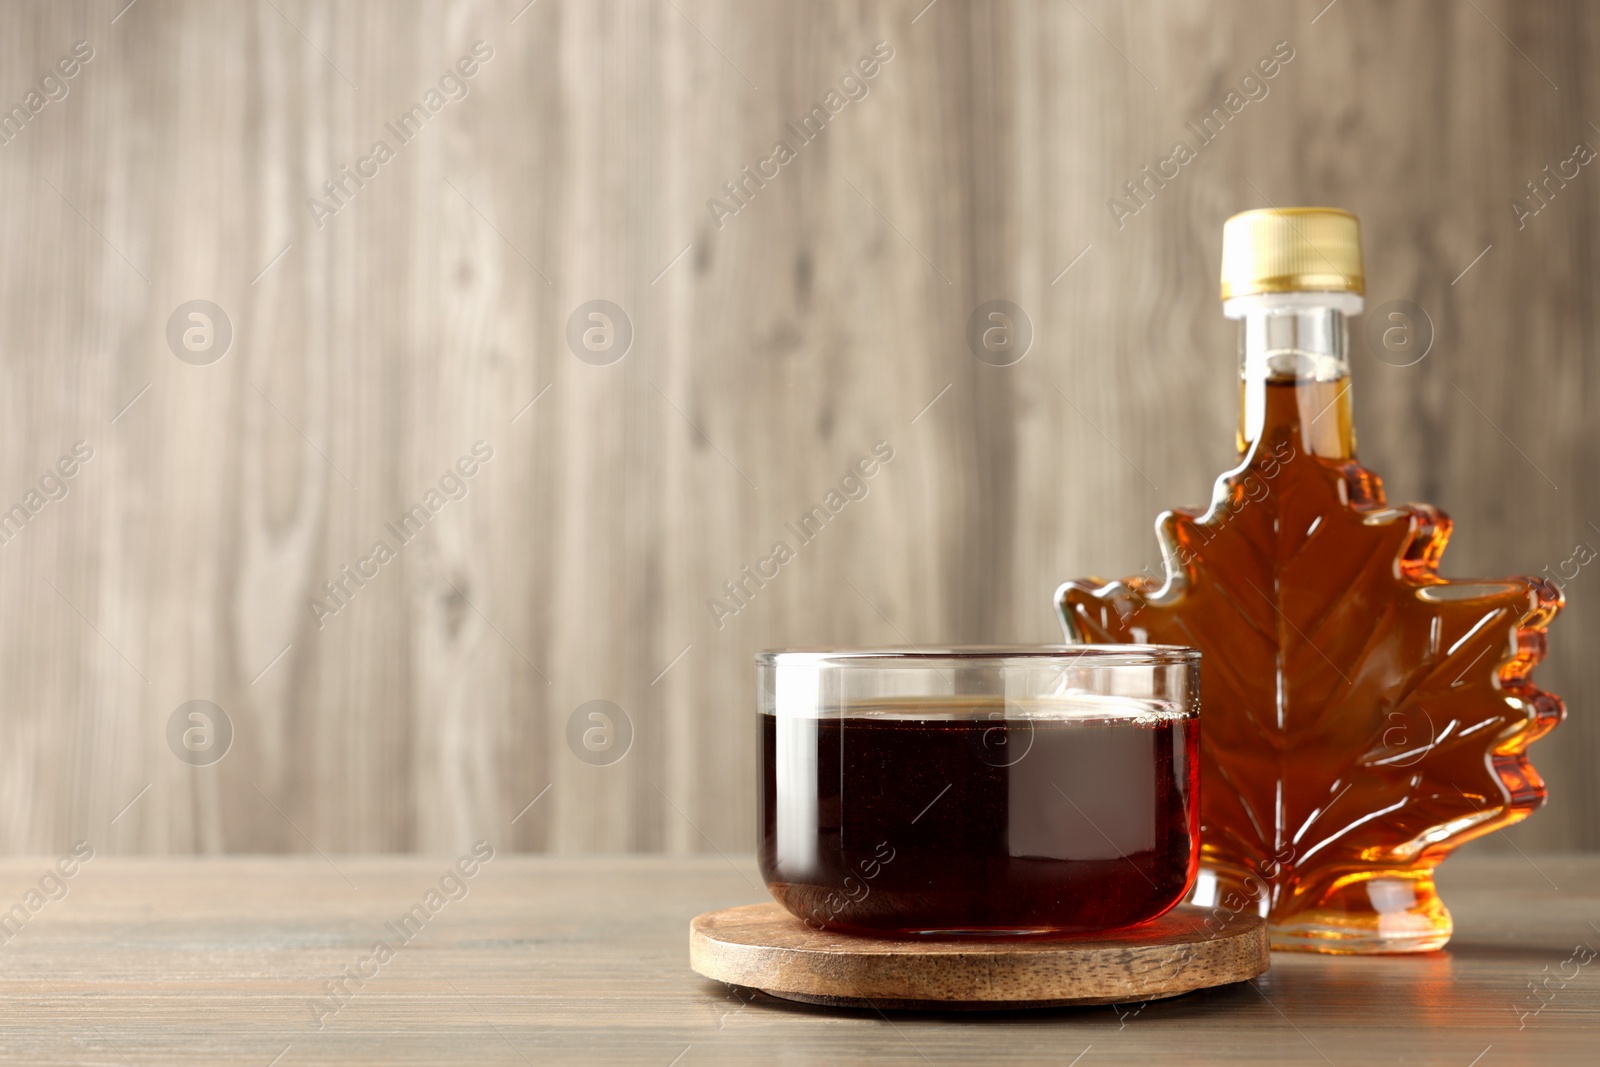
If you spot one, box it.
[757,647,1200,937]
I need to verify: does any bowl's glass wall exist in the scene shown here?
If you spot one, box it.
[757,647,1201,937]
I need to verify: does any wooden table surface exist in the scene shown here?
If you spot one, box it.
[0,853,1594,1065]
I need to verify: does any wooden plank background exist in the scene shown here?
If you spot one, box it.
[0,0,1593,856]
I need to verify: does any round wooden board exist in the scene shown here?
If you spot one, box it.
[690,903,1268,1011]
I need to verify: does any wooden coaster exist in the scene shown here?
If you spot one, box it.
[691,903,1267,1011]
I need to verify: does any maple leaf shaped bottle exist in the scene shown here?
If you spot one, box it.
[1057,208,1564,953]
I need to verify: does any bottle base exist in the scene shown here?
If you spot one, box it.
[1268,873,1453,954]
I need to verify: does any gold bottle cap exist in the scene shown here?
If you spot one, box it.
[1220,207,1364,299]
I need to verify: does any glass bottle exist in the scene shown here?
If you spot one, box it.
[1057,208,1564,953]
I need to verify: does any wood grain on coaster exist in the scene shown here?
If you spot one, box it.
[690,903,1269,1010]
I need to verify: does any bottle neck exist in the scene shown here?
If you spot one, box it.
[1227,292,1361,460]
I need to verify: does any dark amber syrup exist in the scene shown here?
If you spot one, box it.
[759,697,1199,937]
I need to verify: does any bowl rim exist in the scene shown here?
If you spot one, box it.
[755,644,1200,667]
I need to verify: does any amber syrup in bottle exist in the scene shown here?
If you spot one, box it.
[1058,209,1563,953]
